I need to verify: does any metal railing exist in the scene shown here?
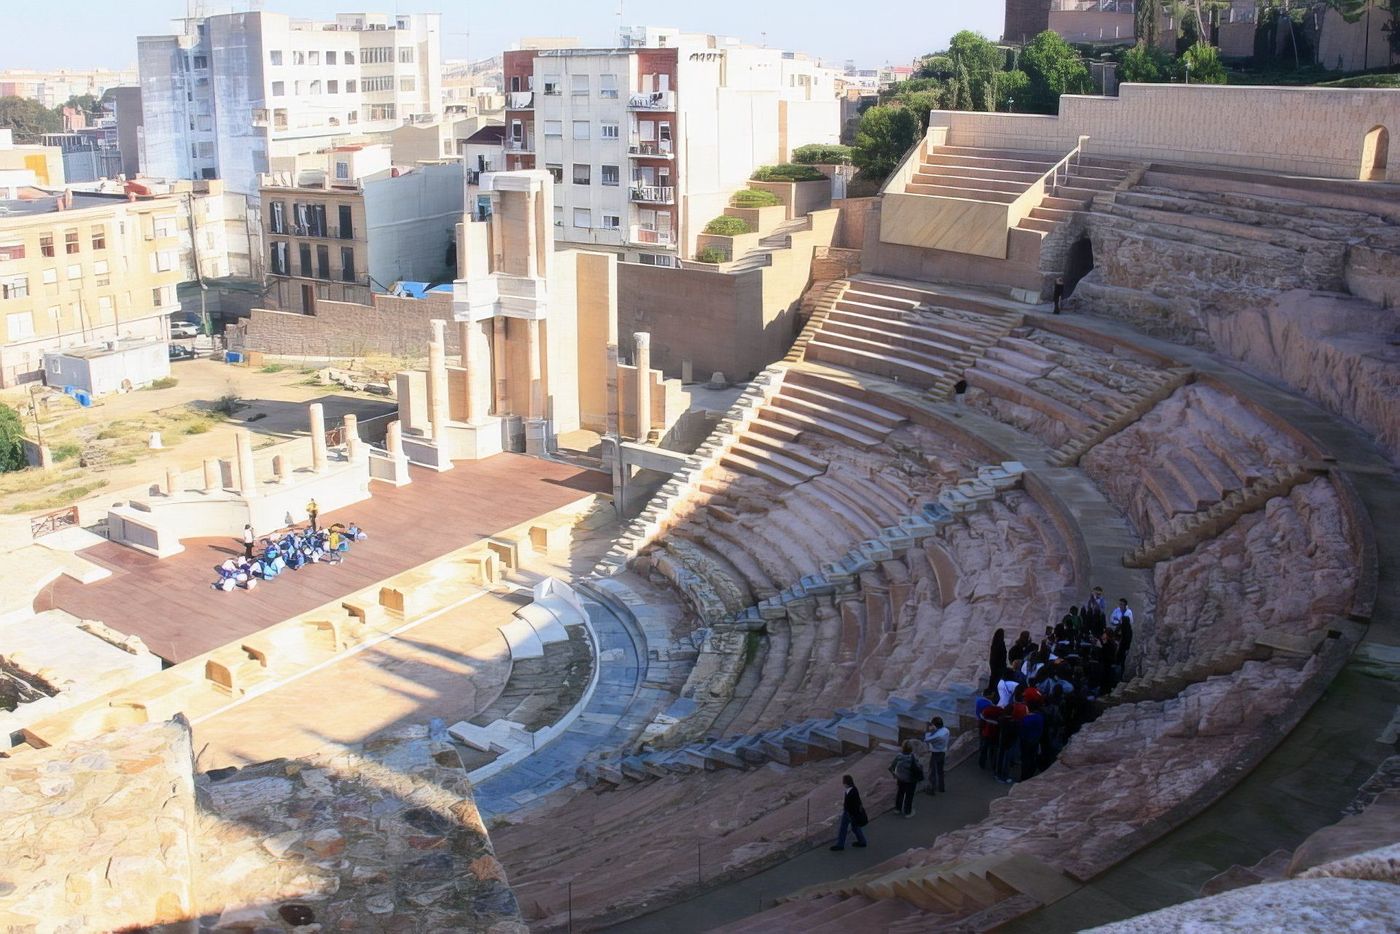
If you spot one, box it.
[508,91,534,109]
[1007,136,1089,229]
[628,141,674,157]
[629,226,675,247]
[629,185,675,204]
[31,505,78,540]
[505,138,534,152]
[627,90,675,110]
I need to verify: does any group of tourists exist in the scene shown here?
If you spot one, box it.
[830,586,1134,851]
[211,514,367,592]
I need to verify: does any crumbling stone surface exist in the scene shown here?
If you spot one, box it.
[1083,876,1400,932]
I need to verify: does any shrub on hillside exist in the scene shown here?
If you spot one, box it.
[0,404,26,472]
[750,163,828,183]
[693,247,727,264]
[703,216,752,236]
[792,143,853,165]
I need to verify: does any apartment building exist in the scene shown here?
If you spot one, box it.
[138,10,442,195]
[0,68,139,109]
[261,144,463,313]
[500,26,840,265]
[0,192,183,387]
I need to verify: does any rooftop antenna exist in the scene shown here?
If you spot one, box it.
[617,0,624,45]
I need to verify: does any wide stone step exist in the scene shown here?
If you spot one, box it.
[780,378,908,428]
[963,367,1096,433]
[1030,206,1076,223]
[740,433,828,470]
[905,182,1020,203]
[772,387,903,438]
[917,162,1045,184]
[748,416,803,443]
[824,313,975,364]
[729,441,823,482]
[763,401,882,449]
[1017,217,1058,234]
[922,149,1060,175]
[913,169,1029,194]
[806,337,953,391]
[721,449,809,488]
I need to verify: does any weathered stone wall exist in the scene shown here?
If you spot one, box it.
[236,293,456,358]
[810,246,862,281]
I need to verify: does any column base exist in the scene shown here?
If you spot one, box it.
[446,417,506,461]
[524,418,551,457]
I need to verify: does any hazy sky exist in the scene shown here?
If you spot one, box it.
[0,1,1002,72]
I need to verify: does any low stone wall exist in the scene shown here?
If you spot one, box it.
[236,292,455,358]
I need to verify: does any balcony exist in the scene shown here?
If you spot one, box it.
[629,185,675,204]
[627,140,674,159]
[627,90,675,111]
[507,91,534,110]
[629,226,676,249]
[505,138,535,153]
[270,224,357,241]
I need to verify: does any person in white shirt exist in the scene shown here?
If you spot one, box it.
[923,717,950,795]
[1109,598,1133,631]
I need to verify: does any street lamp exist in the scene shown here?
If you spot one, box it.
[1184,61,1191,85]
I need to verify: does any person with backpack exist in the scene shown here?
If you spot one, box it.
[889,740,923,817]
[994,702,1020,785]
[923,716,950,796]
[830,774,869,851]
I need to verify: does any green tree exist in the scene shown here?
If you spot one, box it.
[901,90,942,131]
[64,94,100,117]
[0,404,26,473]
[948,30,1005,86]
[1120,42,1172,82]
[1020,31,1092,114]
[0,96,61,142]
[1174,41,1228,83]
[918,54,955,79]
[997,69,1030,111]
[851,105,921,181]
[1136,0,1162,47]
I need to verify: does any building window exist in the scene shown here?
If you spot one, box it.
[335,161,349,179]
[193,55,208,69]
[91,228,106,251]
[362,76,394,92]
[543,120,562,137]
[299,243,313,277]
[545,163,563,183]
[345,50,355,65]
[155,251,176,273]
[41,269,56,285]
[399,47,415,63]
[326,51,337,65]
[310,80,322,95]
[542,77,561,96]
[97,295,114,321]
[270,50,283,66]
[399,77,415,92]
[67,264,82,280]
[152,287,165,308]
[572,163,590,185]
[368,104,396,121]
[341,247,356,282]
[601,164,620,186]
[363,47,392,64]
[347,111,357,124]
[308,51,321,66]
[6,312,34,340]
[269,201,286,234]
[571,74,589,96]
[600,121,619,140]
[0,275,29,300]
[316,245,330,280]
[346,79,357,93]
[0,239,23,262]
[64,230,79,254]
[293,51,306,66]
[270,241,289,275]
[600,74,618,98]
[572,120,590,140]
[272,81,285,96]
[154,217,176,238]
[328,80,339,94]
[573,208,592,228]
[601,213,621,230]
[39,235,54,258]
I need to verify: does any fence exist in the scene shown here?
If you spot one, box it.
[31,506,78,540]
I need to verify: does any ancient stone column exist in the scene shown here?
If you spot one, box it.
[235,430,258,496]
[460,318,485,423]
[605,341,620,439]
[634,331,652,442]
[492,317,508,415]
[309,402,328,472]
[526,318,543,420]
[343,413,360,461]
[202,458,219,492]
[387,419,404,457]
[428,318,449,441]
[165,466,181,495]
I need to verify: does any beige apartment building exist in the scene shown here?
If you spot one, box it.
[0,192,183,387]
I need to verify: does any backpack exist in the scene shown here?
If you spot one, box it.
[997,711,1018,744]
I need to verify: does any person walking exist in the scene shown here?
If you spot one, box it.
[829,774,869,851]
[306,498,320,533]
[242,524,255,561]
[888,740,922,817]
[1052,276,1065,314]
[923,716,950,796]
[987,628,1007,691]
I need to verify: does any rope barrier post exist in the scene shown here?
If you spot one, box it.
[697,841,702,884]
[567,880,573,933]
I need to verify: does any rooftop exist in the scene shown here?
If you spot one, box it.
[46,337,165,360]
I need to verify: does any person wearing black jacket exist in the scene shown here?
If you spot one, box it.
[830,774,869,851]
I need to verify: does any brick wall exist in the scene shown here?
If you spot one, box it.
[237,293,456,358]
[811,247,862,281]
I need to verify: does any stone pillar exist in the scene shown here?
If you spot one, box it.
[309,402,327,473]
[387,419,404,457]
[272,454,286,481]
[522,189,538,278]
[633,331,652,443]
[344,413,360,461]
[605,341,620,439]
[492,317,508,415]
[526,318,543,420]
[428,318,449,441]
[165,466,181,495]
[202,458,220,492]
[235,430,258,496]
[461,318,486,423]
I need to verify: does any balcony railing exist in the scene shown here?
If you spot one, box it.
[629,226,676,248]
[270,224,357,240]
[629,185,675,204]
[627,141,674,158]
[507,91,534,109]
[627,90,675,110]
[505,138,534,153]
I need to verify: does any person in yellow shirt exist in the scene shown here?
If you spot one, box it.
[306,498,319,532]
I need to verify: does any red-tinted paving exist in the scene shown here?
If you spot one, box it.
[34,454,609,663]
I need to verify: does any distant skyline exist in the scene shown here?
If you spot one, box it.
[0,1,1002,73]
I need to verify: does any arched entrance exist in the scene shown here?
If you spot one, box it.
[1361,126,1390,181]
[1064,236,1095,296]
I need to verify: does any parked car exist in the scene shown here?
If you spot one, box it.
[170,323,200,339]
[168,344,196,361]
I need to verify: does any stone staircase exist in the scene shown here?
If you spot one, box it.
[1051,366,1195,466]
[1103,638,1271,708]
[1124,462,1327,568]
[726,216,819,273]
[581,685,975,786]
[802,277,1024,398]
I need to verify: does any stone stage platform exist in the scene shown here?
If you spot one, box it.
[35,454,609,664]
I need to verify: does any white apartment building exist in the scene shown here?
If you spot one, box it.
[138,10,442,195]
[501,27,839,265]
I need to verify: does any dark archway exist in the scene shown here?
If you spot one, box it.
[1064,236,1095,296]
